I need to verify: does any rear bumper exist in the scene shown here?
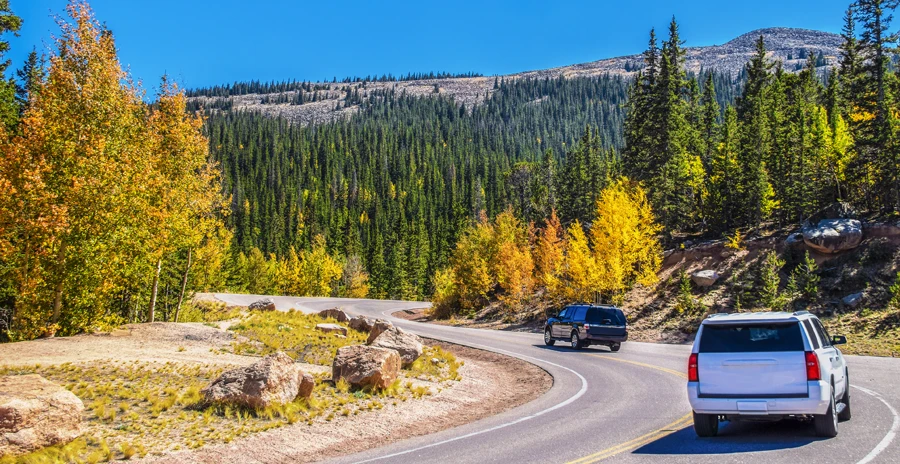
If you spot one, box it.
[583,332,628,344]
[687,381,831,416]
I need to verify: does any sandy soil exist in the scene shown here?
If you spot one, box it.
[0,322,551,463]
[0,322,297,369]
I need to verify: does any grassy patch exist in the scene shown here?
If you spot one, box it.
[408,346,462,382]
[0,361,351,461]
[823,309,900,357]
[228,310,367,365]
[0,311,466,460]
[178,300,244,323]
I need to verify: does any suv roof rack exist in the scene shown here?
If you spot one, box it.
[792,310,811,316]
[707,312,730,318]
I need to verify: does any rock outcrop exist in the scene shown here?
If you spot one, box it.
[0,375,84,456]
[318,308,349,323]
[315,323,348,336]
[690,270,721,287]
[802,219,864,254]
[366,320,394,345]
[370,327,424,367]
[298,372,315,400]
[842,292,864,308]
[248,298,276,311]
[332,345,401,389]
[202,352,312,408]
[349,316,374,333]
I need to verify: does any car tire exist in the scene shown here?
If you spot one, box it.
[610,343,621,352]
[544,328,555,346]
[692,411,718,437]
[838,372,851,422]
[814,385,839,438]
[570,331,582,350]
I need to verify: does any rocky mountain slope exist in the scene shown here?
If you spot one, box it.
[188,27,841,125]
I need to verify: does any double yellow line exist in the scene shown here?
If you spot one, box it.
[566,354,692,464]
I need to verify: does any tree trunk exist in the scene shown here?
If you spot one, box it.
[149,258,162,323]
[175,248,192,323]
[51,246,66,325]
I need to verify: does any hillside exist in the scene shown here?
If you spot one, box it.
[187,27,841,126]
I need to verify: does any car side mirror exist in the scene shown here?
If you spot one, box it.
[832,335,847,345]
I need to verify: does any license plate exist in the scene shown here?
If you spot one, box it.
[737,401,768,413]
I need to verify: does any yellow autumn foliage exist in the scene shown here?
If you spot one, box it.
[590,179,663,302]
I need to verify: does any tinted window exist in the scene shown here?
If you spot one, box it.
[813,320,833,348]
[558,307,570,319]
[699,323,804,353]
[572,306,588,321]
[803,320,820,349]
[586,307,626,326]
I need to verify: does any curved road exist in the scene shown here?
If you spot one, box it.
[215,294,900,464]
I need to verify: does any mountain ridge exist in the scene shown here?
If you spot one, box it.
[188,27,842,125]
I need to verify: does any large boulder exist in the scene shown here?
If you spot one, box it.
[202,352,312,408]
[318,308,349,323]
[802,219,864,254]
[248,298,276,311]
[316,323,348,336]
[298,372,315,400]
[349,316,374,333]
[370,327,424,367]
[785,232,806,251]
[332,345,401,389]
[366,320,394,345]
[690,270,720,288]
[0,375,84,456]
[842,292,864,308]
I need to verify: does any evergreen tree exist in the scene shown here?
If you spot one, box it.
[854,0,900,210]
[736,36,776,225]
[0,0,22,131]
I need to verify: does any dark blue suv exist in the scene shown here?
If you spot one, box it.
[544,304,628,351]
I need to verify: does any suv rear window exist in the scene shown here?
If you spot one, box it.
[586,307,625,326]
[699,322,804,353]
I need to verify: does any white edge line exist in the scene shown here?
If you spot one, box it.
[853,385,899,464]
[348,313,589,463]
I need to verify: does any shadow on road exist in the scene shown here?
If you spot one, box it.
[633,420,823,455]
[531,344,618,353]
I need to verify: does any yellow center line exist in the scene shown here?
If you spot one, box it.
[565,354,690,464]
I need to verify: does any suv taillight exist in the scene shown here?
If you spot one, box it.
[688,353,699,382]
[805,351,820,381]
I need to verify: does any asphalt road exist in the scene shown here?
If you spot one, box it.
[214,294,900,464]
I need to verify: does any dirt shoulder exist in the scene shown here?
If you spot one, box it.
[0,322,551,463]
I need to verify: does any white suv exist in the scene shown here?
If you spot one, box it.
[687,311,850,438]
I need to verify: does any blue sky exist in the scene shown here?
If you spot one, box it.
[10,0,853,91]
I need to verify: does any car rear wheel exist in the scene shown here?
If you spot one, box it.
[693,411,718,437]
[610,343,621,352]
[570,332,582,350]
[814,385,839,437]
[544,328,555,346]
[838,373,851,422]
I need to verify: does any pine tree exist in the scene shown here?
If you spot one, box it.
[15,49,46,111]
[0,0,22,131]
[736,36,776,225]
[707,106,741,232]
[855,0,900,210]
[700,72,720,167]
[837,6,863,120]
